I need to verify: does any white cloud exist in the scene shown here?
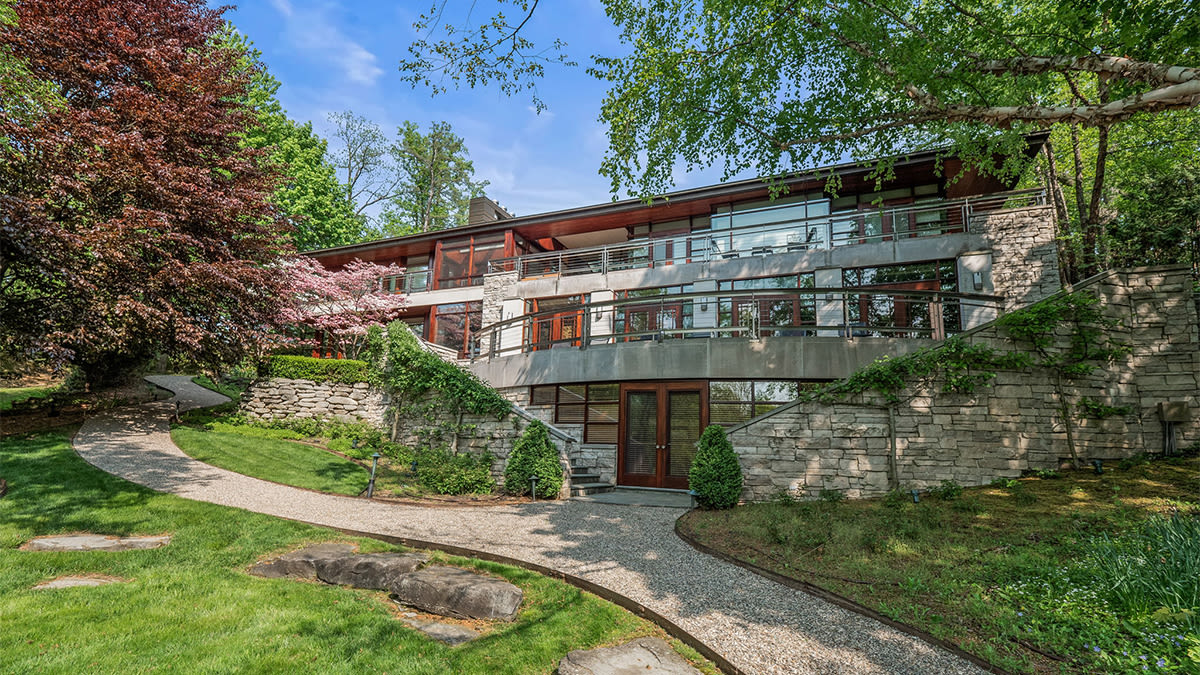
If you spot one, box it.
[268,1,384,87]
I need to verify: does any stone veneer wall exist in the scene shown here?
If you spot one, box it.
[729,266,1199,501]
[241,378,387,427]
[972,205,1061,311]
[241,378,578,497]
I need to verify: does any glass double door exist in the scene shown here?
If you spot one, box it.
[618,382,708,489]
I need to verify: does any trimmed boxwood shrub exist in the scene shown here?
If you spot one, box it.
[688,425,743,509]
[263,355,370,384]
[504,420,563,498]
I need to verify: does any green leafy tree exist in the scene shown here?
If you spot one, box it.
[1106,159,1200,271]
[0,0,291,386]
[329,112,488,236]
[689,425,743,509]
[382,121,488,235]
[504,420,563,498]
[221,30,364,251]
[401,1,1200,279]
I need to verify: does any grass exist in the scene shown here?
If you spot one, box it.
[0,429,715,673]
[679,459,1200,674]
[0,386,56,411]
[171,426,371,495]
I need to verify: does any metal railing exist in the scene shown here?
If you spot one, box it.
[488,189,1045,279]
[382,269,433,294]
[471,287,1004,360]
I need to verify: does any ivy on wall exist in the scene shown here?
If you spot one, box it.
[365,322,511,418]
[807,289,1134,467]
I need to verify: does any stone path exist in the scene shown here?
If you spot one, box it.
[73,375,986,675]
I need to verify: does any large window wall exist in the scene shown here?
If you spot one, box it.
[436,235,506,289]
[530,379,811,443]
[843,260,960,337]
[432,302,482,356]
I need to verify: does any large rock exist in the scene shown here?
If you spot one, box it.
[22,534,171,552]
[558,637,701,675]
[390,566,523,621]
[314,552,429,590]
[248,543,356,580]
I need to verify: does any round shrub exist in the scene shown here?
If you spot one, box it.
[688,425,743,509]
[504,420,563,498]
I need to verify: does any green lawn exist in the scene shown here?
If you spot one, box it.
[680,459,1200,674]
[0,429,711,673]
[0,386,56,411]
[172,426,371,496]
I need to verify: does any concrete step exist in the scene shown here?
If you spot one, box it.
[569,482,615,496]
[570,471,602,483]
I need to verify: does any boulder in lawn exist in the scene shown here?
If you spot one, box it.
[248,543,356,580]
[314,552,430,590]
[390,566,522,621]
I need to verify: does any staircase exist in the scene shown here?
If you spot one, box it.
[569,462,614,497]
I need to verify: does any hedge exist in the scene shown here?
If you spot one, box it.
[263,355,371,384]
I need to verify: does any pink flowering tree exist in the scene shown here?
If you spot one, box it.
[279,257,408,359]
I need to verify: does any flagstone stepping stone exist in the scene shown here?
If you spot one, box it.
[314,552,430,590]
[558,637,701,675]
[395,611,481,646]
[22,534,170,552]
[390,565,523,621]
[248,543,356,580]
[33,575,127,590]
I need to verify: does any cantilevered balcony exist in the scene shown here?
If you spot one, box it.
[487,189,1044,279]
[472,286,1002,360]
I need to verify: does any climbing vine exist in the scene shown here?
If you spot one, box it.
[365,322,511,418]
[809,289,1133,469]
[807,337,1030,404]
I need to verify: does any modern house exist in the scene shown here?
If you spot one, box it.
[308,138,1062,492]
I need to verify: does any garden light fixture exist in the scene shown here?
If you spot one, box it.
[367,452,381,498]
[530,474,540,502]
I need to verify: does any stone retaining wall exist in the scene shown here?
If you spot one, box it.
[729,265,1200,501]
[241,378,387,427]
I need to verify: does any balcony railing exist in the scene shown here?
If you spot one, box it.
[471,287,1003,360]
[383,270,432,294]
[488,189,1045,279]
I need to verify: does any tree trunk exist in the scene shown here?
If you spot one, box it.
[1041,142,1074,286]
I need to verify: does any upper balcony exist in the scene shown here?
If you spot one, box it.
[487,189,1045,280]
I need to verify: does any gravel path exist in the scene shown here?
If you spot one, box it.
[74,375,987,675]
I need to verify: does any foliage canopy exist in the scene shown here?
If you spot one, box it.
[0,0,292,384]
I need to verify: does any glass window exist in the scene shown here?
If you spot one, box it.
[432,302,482,356]
[709,380,804,428]
[536,383,621,444]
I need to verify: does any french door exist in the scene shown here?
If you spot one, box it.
[618,382,708,489]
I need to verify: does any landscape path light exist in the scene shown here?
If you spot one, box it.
[530,474,540,502]
[367,452,381,498]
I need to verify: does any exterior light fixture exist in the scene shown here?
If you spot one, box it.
[410,459,418,473]
[911,489,920,503]
[1091,459,1103,475]
[351,438,359,449]
[366,452,381,498]
[972,271,984,291]
[529,474,540,502]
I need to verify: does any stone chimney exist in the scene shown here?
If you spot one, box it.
[468,196,512,226]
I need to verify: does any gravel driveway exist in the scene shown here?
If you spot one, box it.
[72,375,987,675]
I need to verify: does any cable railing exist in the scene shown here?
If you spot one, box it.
[471,287,1004,361]
[487,189,1046,279]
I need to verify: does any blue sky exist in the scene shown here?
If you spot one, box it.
[217,0,744,217]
